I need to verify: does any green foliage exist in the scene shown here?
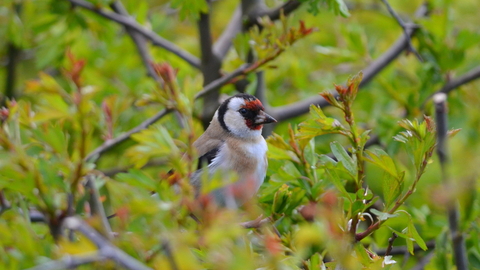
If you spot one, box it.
[1,0,480,269]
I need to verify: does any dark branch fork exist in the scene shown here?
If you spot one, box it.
[380,0,423,61]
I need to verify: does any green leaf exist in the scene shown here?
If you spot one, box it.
[354,242,372,266]
[370,209,398,221]
[170,0,209,21]
[330,141,356,178]
[297,105,346,148]
[365,148,399,178]
[407,222,428,251]
[116,169,157,191]
[382,172,404,209]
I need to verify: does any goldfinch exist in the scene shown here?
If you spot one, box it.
[191,94,277,208]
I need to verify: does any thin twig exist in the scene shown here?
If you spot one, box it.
[422,66,480,108]
[0,190,11,215]
[110,1,161,82]
[212,5,242,60]
[409,252,435,270]
[434,93,468,270]
[194,64,251,99]
[85,175,113,239]
[240,215,271,228]
[376,241,435,256]
[243,0,302,29]
[25,252,107,270]
[85,109,171,161]
[380,0,422,61]
[161,239,179,270]
[68,0,200,69]
[101,159,168,177]
[385,232,398,256]
[268,3,428,121]
[62,216,152,270]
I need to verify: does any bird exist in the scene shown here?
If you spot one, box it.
[191,94,277,208]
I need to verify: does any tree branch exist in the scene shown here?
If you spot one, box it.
[269,2,428,121]
[68,0,200,69]
[110,1,160,81]
[85,175,113,239]
[375,241,435,256]
[62,216,152,270]
[212,5,242,60]
[4,42,19,105]
[85,109,171,161]
[421,65,480,108]
[380,0,422,61]
[25,252,107,270]
[101,159,168,177]
[213,0,302,62]
[0,190,11,215]
[240,215,271,228]
[194,64,251,99]
[198,7,223,127]
[434,93,468,270]
[243,0,302,29]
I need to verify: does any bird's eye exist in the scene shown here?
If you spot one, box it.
[239,108,248,115]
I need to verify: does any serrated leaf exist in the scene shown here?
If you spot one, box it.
[382,173,404,209]
[354,242,372,265]
[370,209,398,221]
[330,141,356,178]
[297,105,345,148]
[116,169,156,191]
[408,222,428,251]
[365,148,399,178]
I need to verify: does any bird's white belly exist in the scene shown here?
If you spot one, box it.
[208,139,268,206]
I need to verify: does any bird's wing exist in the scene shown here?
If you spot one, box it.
[197,147,220,170]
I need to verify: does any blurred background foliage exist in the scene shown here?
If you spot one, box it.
[1,0,480,269]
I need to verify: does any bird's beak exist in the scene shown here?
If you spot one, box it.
[255,110,277,125]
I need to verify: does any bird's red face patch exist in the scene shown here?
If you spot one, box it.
[242,100,264,130]
[243,99,264,111]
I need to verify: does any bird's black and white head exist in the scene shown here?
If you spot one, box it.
[216,94,277,138]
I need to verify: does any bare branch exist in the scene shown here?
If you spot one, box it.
[161,239,179,270]
[85,175,113,239]
[409,252,435,270]
[385,232,398,256]
[62,216,152,270]
[434,93,469,270]
[212,6,242,60]
[110,1,160,81]
[380,0,422,61]
[101,159,168,177]
[376,241,435,256]
[194,64,251,99]
[4,42,19,105]
[0,190,11,215]
[68,0,200,69]
[240,215,271,228]
[243,0,302,29]
[421,66,480,108]
[25,252,107,270]
[213,0,302,62]
[198,8,223,126]
[85,109,171,161]
[269,3,429,121]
